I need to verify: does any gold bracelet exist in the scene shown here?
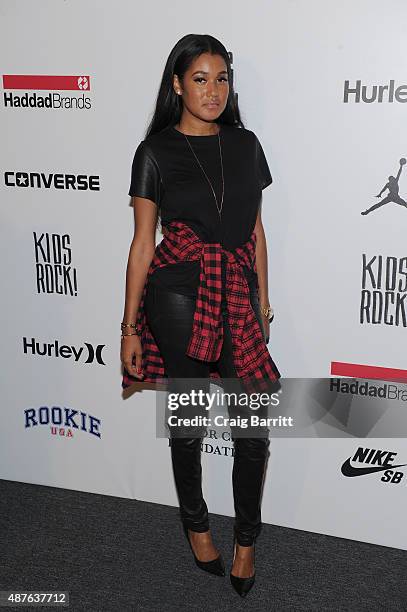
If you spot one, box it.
[121,321,137,329]
[121,321,142,334]
[121,325,142,337]
[261,305,274,321]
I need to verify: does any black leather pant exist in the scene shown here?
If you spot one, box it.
[144,273,270,547]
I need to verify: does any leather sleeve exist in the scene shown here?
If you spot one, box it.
[128,141,161,205]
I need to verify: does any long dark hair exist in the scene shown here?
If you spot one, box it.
[144,33,245,138]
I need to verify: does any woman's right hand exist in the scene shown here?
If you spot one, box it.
[121,335,144,380]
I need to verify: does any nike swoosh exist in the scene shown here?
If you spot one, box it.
[341,457,407,477]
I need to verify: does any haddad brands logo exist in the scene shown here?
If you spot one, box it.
[25,406,101,439]
[341,447,407,484]
[330,377,407,400]
[343,80,407,103]
[2,74,92,110]
[360,254,407,326]
[34,232,78,296]
[4,171,100,190]
[22,337,106,365]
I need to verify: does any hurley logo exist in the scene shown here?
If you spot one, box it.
[341,447,407,477]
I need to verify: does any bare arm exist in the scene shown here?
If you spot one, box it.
[121,196,158,379]
[253,204,270,341]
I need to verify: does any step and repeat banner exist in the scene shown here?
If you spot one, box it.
[1,0,406,551]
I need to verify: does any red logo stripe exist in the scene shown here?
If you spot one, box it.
[2,75,90,91]
[331,361,407,382]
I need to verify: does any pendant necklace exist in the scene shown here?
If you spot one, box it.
[181,124,224,218]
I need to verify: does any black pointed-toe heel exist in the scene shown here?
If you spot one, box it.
[183,525,225,577]
[229,536,256,597]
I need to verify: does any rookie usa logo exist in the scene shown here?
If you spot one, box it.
[25,406,101,439]
[341,446,407,485]
[2,74,92,109]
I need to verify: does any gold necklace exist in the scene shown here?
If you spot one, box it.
[182,125,224,218]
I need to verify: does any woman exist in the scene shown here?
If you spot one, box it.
[121,33,281,598]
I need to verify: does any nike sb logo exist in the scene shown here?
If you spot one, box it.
[341,447,407,479]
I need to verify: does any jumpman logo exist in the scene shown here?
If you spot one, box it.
[361,157,407,215]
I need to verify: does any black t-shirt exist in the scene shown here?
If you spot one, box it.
[128,123,273,296]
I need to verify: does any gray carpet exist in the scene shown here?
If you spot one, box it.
[0,479,405,611]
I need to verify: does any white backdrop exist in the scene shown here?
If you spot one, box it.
[1,0,407,551]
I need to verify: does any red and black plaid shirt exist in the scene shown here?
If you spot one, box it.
[122,221,281,393]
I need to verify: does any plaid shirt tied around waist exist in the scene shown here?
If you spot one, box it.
[122,221,281,394]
